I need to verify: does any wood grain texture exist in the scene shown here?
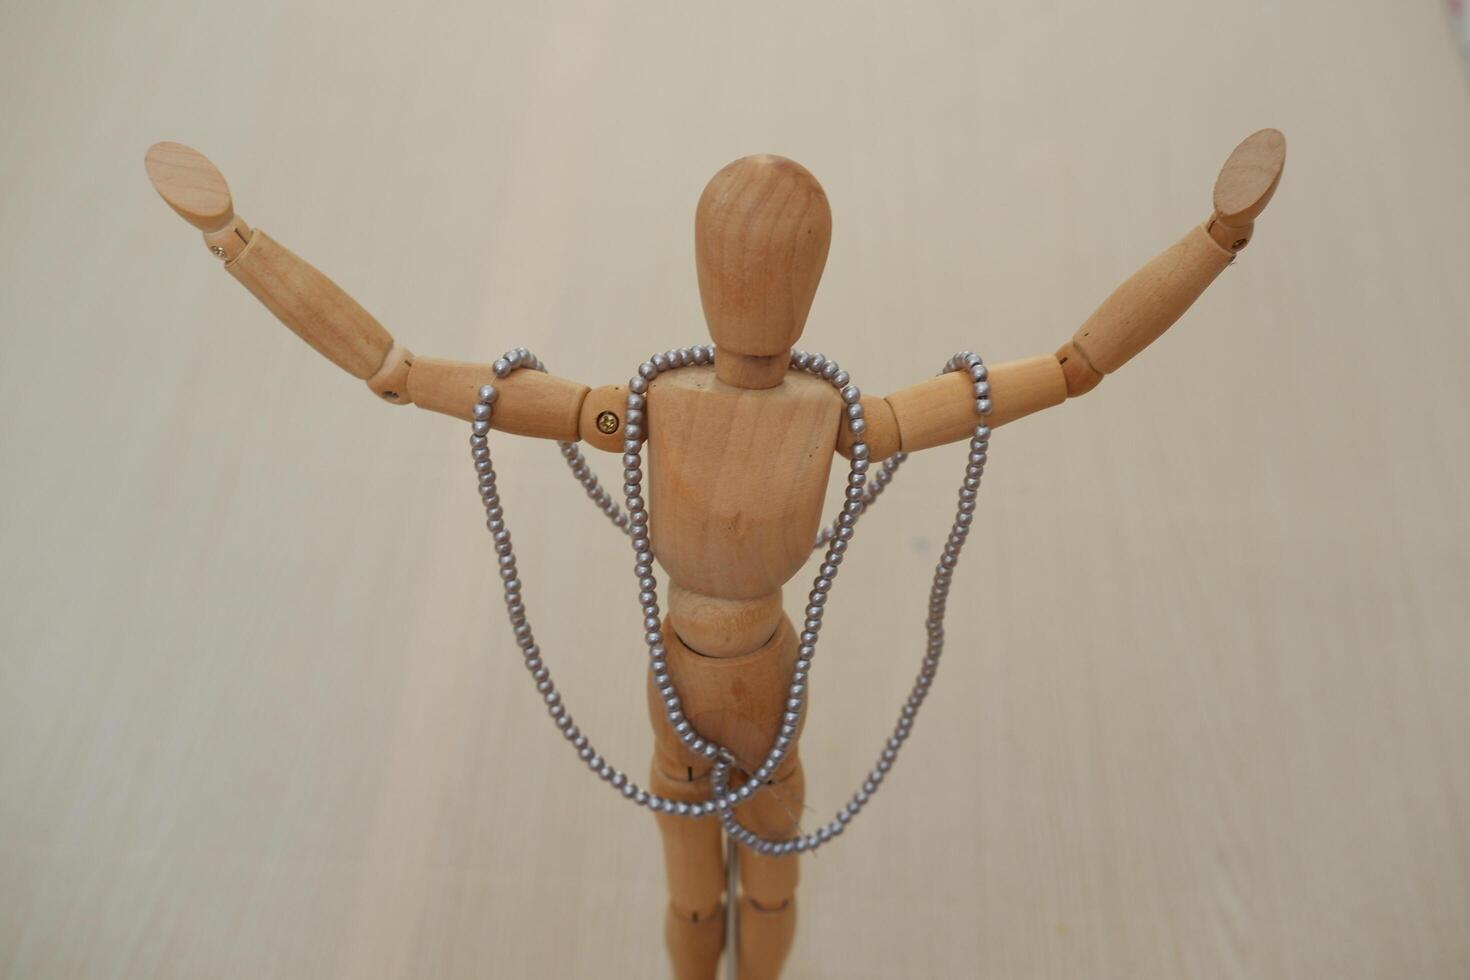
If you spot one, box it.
[1213,129,1287,224]
[363,341,414,405]
[737,898,796,980]
[1207,130,1286,251]
[667,583,784,658]
[4,2,1470,979]
[886,354,1068,452]
[144,141,235,231]
[662,900,724,980]
[734,764,803,909]
[227,230,394,379]
[405,357,588,439]
[835,393,901,461]
[1070,224,1235,376]
[647,365,839,599]
[696,155,832,358]
[647,766,726,919]
[657,616,803,776]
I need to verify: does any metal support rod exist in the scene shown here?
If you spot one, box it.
[725,834,740,979]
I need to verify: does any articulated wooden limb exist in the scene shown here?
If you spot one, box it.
[145,141,612,445]
[646,758,802,980]
[835,355,1069,460]
[733,762,802,980]
[1055,129,1283,396]
[649,761,726,980]
[644,588,808,980]
[836,128,1286,462]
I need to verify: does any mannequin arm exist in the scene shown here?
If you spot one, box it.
[839,128,1286,461]
[144,142,590,441]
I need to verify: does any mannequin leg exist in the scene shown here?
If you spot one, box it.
[647,602,805,978]
[650,762,726,979]
[734,758,804,980]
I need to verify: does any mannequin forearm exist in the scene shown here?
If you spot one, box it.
[841,128,1286,463]
[222,230,590,436]
[843,222,1240,462]
[145,141,594,442]
[1053,222,1235,396]
[224,227,400,388]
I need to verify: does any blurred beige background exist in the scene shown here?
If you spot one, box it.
[3,1,1469,977]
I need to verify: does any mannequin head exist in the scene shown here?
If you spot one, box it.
[694,155,832,364]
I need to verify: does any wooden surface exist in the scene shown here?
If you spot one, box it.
[648,366,839,599]
[226,230,396,380]
[694,155,832,363]
[143,141,236,232]
[2,2,1469,978]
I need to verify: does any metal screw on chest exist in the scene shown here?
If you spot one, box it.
[595,411,620,435]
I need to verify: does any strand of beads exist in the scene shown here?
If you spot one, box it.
[709,351,991,855]
[502,335,909,552]
[472,348,697,819]
[814,450,908,549]
[488,348,631,532]
[469,345,990,846]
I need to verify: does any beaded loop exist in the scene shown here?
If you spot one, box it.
[468,345,992,853]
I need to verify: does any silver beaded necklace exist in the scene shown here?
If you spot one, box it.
[469,345,991,856]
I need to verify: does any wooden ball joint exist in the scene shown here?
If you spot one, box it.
[145,129,1286,980]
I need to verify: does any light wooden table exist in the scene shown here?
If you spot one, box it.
[2,2,1468,977]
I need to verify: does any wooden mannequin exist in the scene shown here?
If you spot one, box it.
[145,128,1286,980]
